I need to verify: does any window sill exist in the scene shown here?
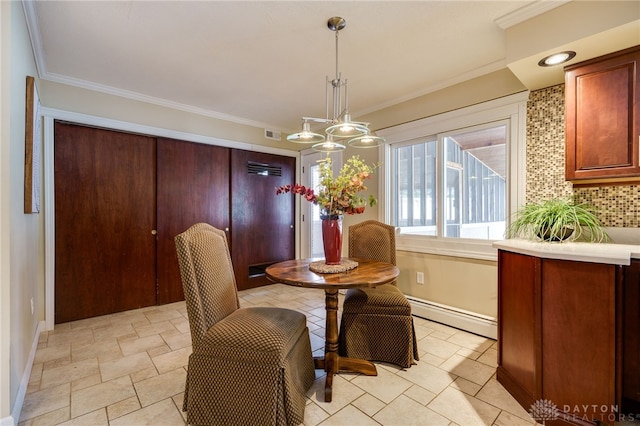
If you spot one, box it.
[396,233,499,261]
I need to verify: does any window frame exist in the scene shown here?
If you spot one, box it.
[377,92,529,261]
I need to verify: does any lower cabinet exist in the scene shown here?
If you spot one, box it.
[497,250,639,425]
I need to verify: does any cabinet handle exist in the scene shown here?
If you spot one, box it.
[151,229,157,235]
[225,227,229,232]
[290,225,294,229]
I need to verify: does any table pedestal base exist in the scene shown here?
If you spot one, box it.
[315,289,378,402]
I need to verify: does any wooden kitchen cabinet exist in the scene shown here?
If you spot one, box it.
[565,45,640,182]
[497,250,628,425]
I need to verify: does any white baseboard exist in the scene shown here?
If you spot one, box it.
[408,296,497,340]
[11,320,45,425]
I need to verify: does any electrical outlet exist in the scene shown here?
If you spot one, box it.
[30,298,34,315]
[416,272,424,285]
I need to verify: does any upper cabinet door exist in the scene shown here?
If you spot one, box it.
[565,45,640,183]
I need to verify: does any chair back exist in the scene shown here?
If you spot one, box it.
[348,220,396,266]
[175,223,240,348]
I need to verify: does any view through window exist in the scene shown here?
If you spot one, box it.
[393,122,507,240]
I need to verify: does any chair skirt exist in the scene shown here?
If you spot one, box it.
[339,284,419,368]
[183,307,315,426]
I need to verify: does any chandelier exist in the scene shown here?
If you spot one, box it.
[287,17,385,152]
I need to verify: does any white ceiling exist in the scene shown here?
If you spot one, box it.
[26,1,566,134]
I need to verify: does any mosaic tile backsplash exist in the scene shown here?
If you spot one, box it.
[526,84,639,228]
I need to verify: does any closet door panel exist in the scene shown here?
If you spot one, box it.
[156,138,230,304]
[54,122,157,323]
[231,150,295,290]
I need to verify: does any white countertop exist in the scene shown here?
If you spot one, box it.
[493,239,640,265]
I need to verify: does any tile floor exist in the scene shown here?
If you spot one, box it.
[19,283,541,426]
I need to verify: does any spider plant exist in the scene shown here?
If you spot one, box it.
[506,198,610,242]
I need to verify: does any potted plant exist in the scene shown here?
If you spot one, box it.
[276,155,377,264]
[506,197,610,242]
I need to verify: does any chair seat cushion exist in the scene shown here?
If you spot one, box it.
[342,284,411,315]
[196,306,308,364]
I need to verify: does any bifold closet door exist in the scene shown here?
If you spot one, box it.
[54,122,157,323]
[231,150,295,290]
[156,138,230,304]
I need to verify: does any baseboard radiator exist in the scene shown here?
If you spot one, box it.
[407,296,497,340]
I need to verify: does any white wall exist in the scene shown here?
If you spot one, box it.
[1,2,43,424]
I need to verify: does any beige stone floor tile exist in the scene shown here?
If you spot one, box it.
[439,354,495,386]
[476,378,533,420]
[420,335,462,359]
[20,383,70,421]
[160,330,191,351]
[41,358,99,389]
[477,347,498,367]
[23,406,69,426]
[92,323,135,341]
[320,404,380,425]
[351,367,413,403]
[447,330,494,353]
[70,373,101,392]
[130,366,159,383]
[396,360,456,394]
[351,393,386,417]
[494,410,538,425]
[450,377,482,396]
[99,351,154,382]
[374,394,450,426]
[428,387,501,425]
[170,317,190,334]
[151,346,191,374]
[110,398,185,426]
[47,328,94,348]
[106,396,141,420]
[71,338,121,363]
[403,384,436,405]
[118,334,165,356]
[147,344,172,357]
[309,330,325,352]
[69,314,111,331]
[133,368,187,407]
[57,408,108,426]
[70,375,135,418]
[28,363,43,386]
[34,344,70,365]
[308,375,365,415]
[143,307,184,324]
[133,319,178,338]
[303,401,331,426]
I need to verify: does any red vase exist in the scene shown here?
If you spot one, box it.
[321,216,343,265]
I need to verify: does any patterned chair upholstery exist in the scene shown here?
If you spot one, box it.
[338,220,419,368]
[175,223,315,426]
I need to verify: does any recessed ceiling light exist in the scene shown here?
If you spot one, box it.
[538,51,577,67]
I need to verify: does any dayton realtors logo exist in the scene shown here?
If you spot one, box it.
[529,399,559,424]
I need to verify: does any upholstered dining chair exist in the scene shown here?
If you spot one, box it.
[175,223,315,426]
[338,220,419,368]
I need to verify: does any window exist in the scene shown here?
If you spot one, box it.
[378,92,528,260]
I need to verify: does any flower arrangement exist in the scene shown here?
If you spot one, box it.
[276,155,377,217]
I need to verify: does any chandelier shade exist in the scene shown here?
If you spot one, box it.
[348,131,385,148]
[312,134,345,152]
[286,120,326,143]
[287,17,385,151]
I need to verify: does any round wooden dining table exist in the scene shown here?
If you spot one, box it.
[265,258,400,402]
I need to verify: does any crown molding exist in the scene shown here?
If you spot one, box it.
[494,0,570,30]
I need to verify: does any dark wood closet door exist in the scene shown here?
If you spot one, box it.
[156,138,230,304]
[54,122,157,323]
[231,150,295,290]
